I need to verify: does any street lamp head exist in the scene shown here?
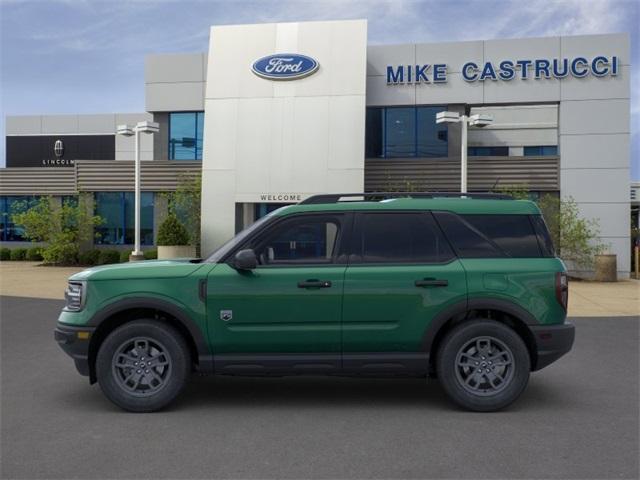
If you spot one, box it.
[469,113,493,127]
[116,124,134,137]
[135,121,160,134]
[436,111,461,124]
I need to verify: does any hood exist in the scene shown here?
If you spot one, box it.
[69,259,207,281]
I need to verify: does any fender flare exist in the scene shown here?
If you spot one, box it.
[421,297,538,353]
[87,297,213,373]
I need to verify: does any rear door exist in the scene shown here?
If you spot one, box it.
[341,211,467,371]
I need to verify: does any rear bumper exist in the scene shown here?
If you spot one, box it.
[530,322,575,371]
[54,323,95,377]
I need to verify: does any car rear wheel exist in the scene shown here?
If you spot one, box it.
[436,319,530,412]
[96,320,190,412]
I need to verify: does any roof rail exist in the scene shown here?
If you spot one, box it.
[299,192,513,205]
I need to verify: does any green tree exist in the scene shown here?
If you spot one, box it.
[164,173,201,247]
[11,196,103,265]
[537,194,605,269]
[157,214,190,246]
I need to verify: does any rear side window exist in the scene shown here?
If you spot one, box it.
[530,215,555,257]
[355,212,454,264]
[434,212,504,258]
[435,212,543,258]
[461,215,541,258]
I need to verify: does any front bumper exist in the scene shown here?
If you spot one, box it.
[530,322,575,371]
[54,323,95,377]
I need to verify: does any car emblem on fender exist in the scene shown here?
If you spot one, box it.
[251,53,319,80]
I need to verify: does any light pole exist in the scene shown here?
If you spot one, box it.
[436,111,493,193]
[116,121,159,261]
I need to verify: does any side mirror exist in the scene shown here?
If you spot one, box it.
[233,249,257,271]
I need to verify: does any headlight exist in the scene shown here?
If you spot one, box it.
[64,282,85,311]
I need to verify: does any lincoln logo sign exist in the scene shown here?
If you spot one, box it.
[54,139,64,158]
[252,54,319,80]
[386,55,620,84]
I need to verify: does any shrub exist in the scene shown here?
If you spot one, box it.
[26,247,43,261]
[0,248,10,261]
[43,242,78,265]
[11,195,103,265]
[79,249,101,266]
[120,250,131,263]
[98,250,121,265]
[10,248,27,261]
[157,214,190,246]
[143,249,158,260]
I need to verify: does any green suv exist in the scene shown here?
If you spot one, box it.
[55,193,574,412]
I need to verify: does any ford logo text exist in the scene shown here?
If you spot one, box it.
[252,54,319,80]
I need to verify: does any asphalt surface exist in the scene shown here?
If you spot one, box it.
[1,296,638,480]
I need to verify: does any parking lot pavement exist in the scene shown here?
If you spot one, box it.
[1,296,638,480]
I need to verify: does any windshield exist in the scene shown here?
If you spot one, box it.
[203,212,276,263]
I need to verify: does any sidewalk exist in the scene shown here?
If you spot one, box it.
[0,261,638,317]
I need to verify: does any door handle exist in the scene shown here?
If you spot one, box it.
[298,279,332,289]
[415,278,448,287]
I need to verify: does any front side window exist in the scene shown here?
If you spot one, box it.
[356,212,454,264]
[251,216,341,266]
[169,112,204,160]
[95,192,154,245]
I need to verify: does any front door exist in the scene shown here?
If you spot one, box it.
[207,213,350,372]
[341,212,467,372]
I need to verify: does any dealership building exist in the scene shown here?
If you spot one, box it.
[0,20,632,277]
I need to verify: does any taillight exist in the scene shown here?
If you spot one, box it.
[555,272,568,310]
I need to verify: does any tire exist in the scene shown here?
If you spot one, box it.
[96,320,191,412]
[436,319,530,412]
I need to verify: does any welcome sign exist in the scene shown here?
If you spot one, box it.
[386,55,620,84]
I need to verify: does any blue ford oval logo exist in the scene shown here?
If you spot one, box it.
[252,54,319,80]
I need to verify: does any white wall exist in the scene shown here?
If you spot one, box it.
[201,20,367,253]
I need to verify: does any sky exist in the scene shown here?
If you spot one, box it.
[1,0,638,178]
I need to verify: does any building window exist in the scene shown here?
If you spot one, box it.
[94,192,154,245]
[169,112,204,160]
[524,146,558,156]
[365,106,448,159]
[468,146,509,156]
[0,196,38,241]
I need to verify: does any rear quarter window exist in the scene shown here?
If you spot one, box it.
[434,212,543,258]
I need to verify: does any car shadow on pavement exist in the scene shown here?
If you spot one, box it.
[55,373,570,414]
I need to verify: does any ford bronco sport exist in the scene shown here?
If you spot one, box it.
[55,192,575,412]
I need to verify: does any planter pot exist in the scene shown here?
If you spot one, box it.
[157,245,196,260]
[594,254,617,282]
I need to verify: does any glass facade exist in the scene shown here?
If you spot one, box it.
[94,192,154,245]
[0,196,38,241]
[524,146,558,156]
[169,112,204,160]
[468,146,509,156]
[365,106,448,158]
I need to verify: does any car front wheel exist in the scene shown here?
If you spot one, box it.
[436,319,530,412]
[96,320,190,412]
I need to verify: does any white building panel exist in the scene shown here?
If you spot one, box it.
[560,33,630,65]
[201,19,367,252]
[560,134,629,169]
[560,99,629,135]
[415,41,484,73]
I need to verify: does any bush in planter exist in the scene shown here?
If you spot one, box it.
[26,247,43,261]
[120,250,133,263]
[98,250,121,265]
[157,214,189,246]
[143,249,157,260]
[0,248,10,261]
[10,248,27,261]
[79,249,101,266]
